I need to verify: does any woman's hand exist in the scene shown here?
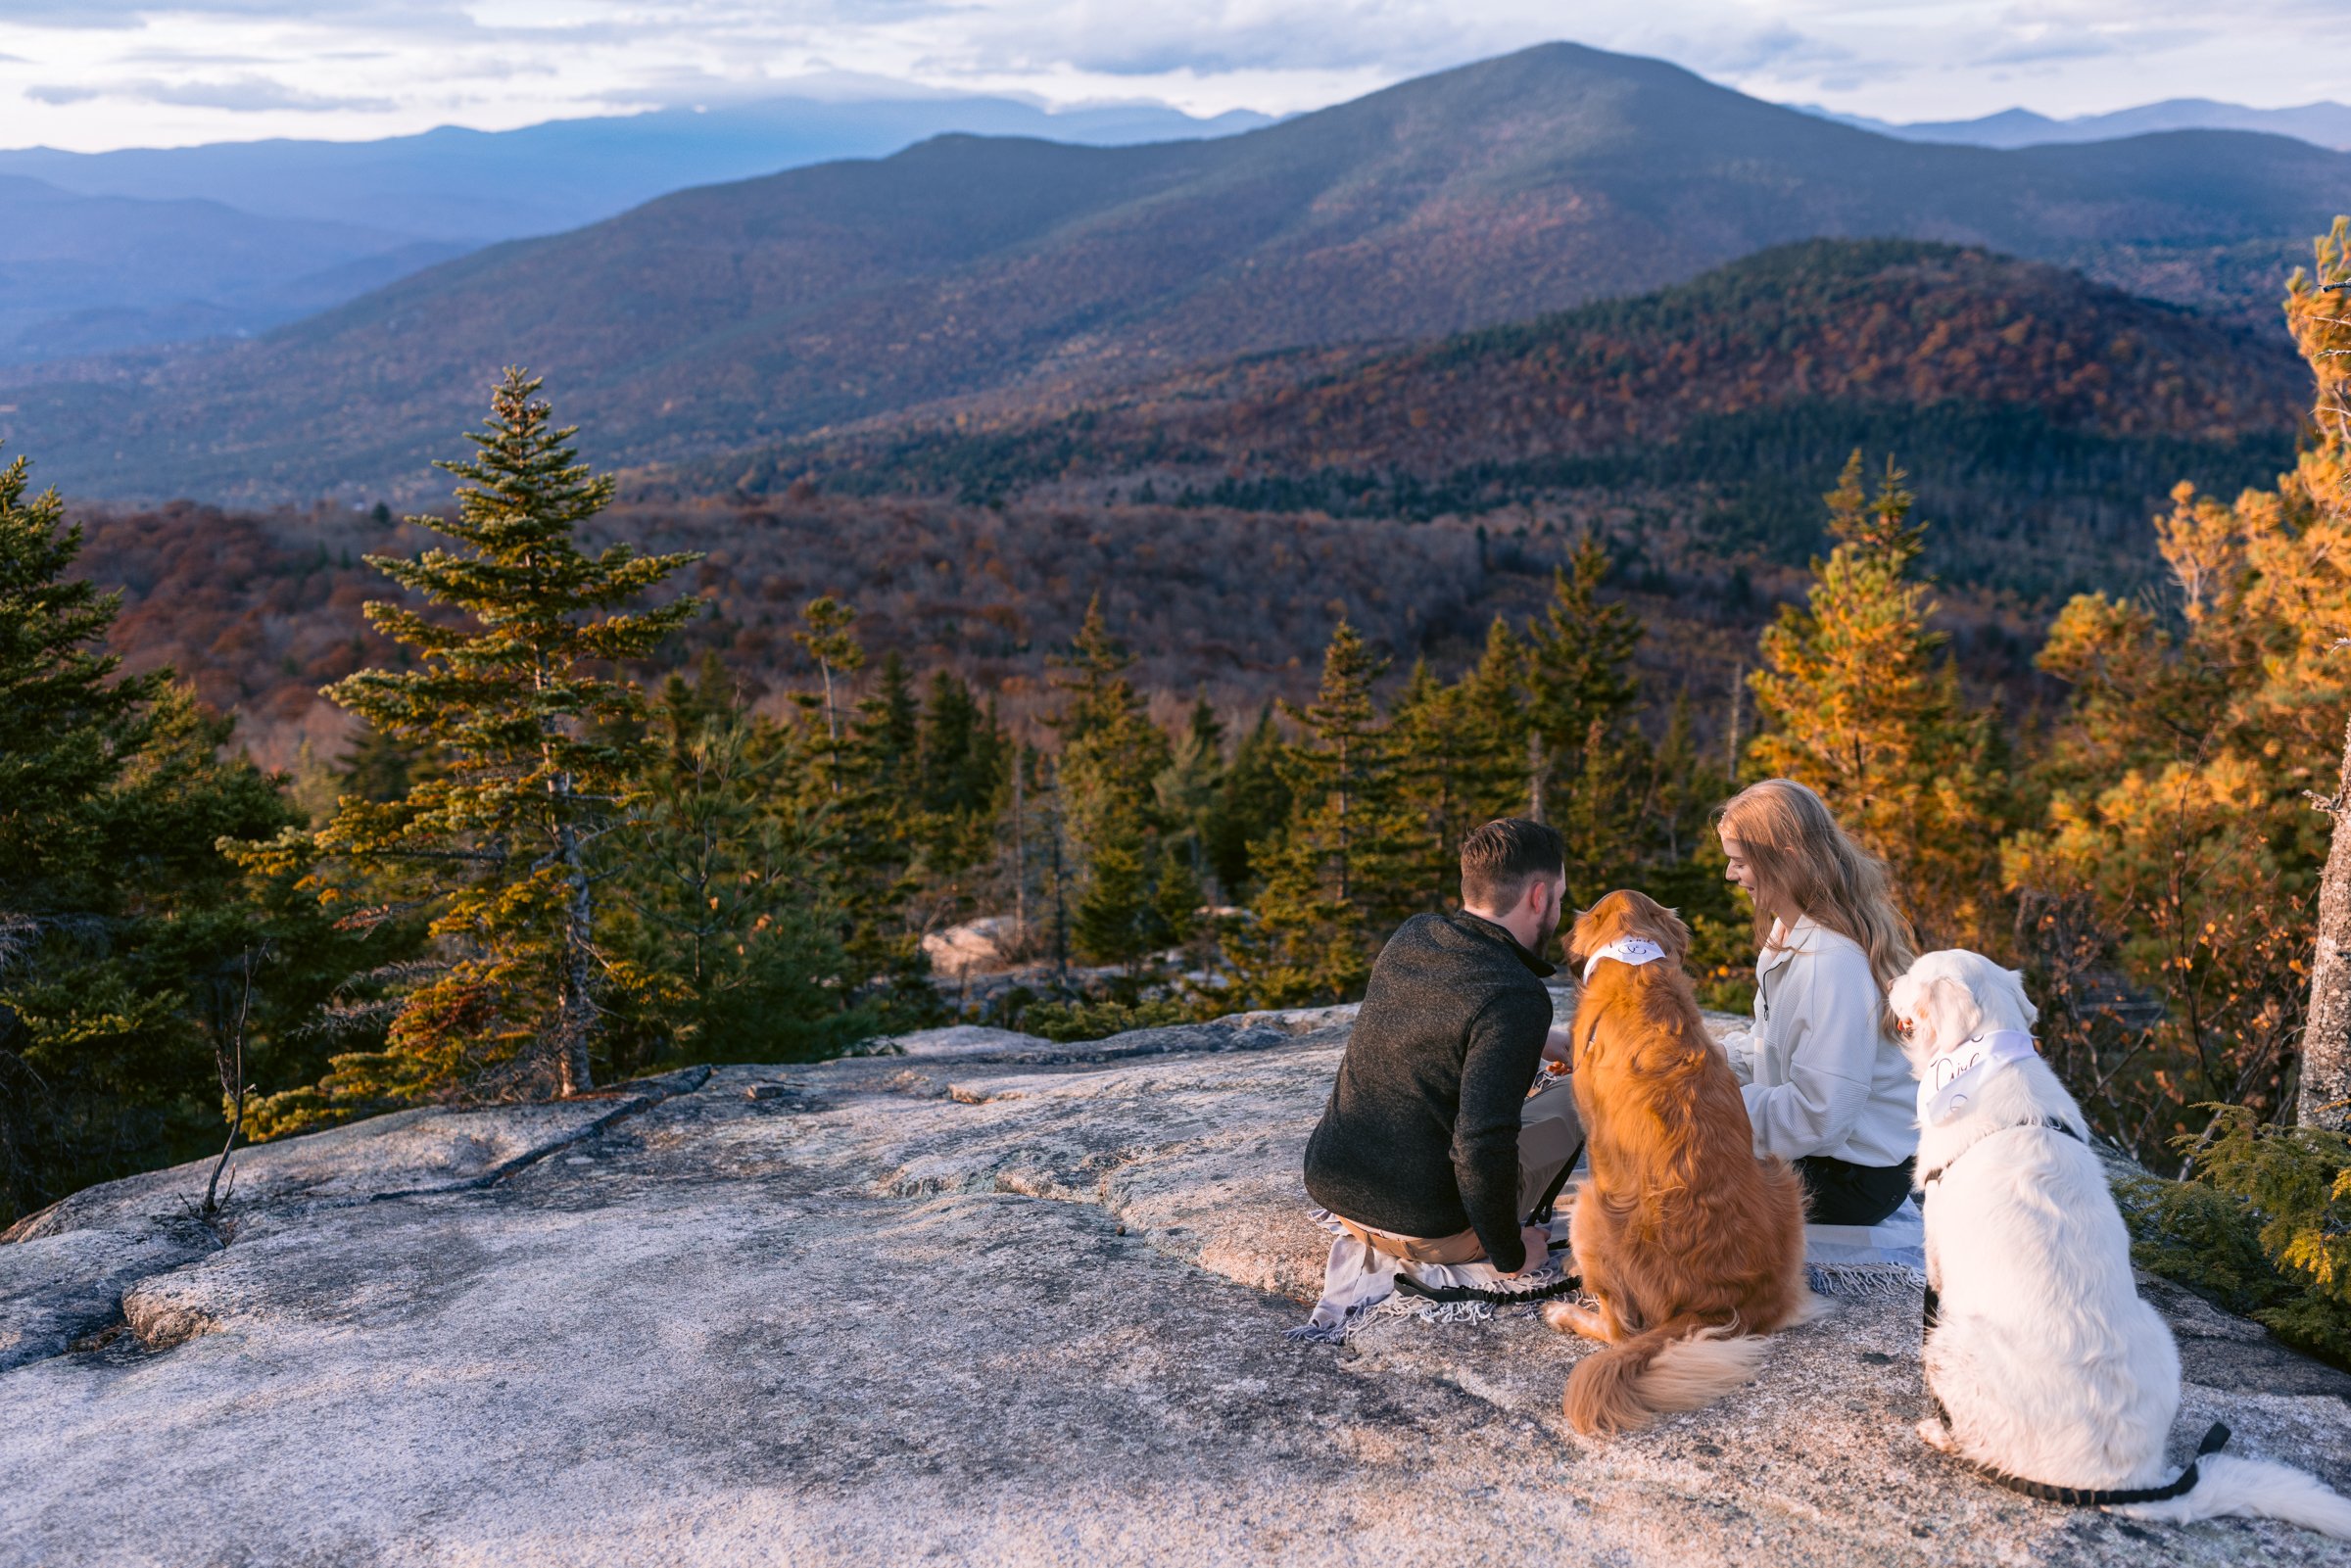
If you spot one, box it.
[1541,1023,1575,1066]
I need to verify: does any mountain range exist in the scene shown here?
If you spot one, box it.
[0,90,1264,364]
[6,41,2347,504]
[0,90,1271,245]
[1802,98,2351,153]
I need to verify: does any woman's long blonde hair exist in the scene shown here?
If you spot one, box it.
[1715,779,1916,1023]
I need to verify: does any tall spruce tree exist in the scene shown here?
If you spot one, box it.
[1388,658,1466,907]
[1749,452,2005,946]
[1201,706,1289,900]
[0,447,332,1221]
[1519,542,1649,897]
[1232,620,1415,1005]
[912,670,1008,892]
[792,595,862,740]
[1524,538,1641,823]
[822,646,938,1023]
[604,680,874,1069]
[1050,595,1173,853]
[298,370,701,1107]
[1049,597,1173,973]
[1455,616,1538,822]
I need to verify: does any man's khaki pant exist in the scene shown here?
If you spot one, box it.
[1335,1074,1583,1265]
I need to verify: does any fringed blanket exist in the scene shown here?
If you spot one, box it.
[1286,1209,1578,1343]
[1292,1191,1927,1341]
[1805,1195,1927,1300]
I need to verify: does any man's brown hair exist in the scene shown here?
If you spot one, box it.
[1460,818,1565,910]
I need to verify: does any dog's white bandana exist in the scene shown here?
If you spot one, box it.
[1581,936,1666,984]
[1917,1029,2039,1127]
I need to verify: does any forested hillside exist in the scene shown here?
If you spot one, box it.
[63,243,2289,772]
[6,42,2347,502]
[690,240,2306,602]
[74,493,1714,773]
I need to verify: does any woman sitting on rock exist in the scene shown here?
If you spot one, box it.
[1713,778,1920,1226]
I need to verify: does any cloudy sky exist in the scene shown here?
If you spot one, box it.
[5,1,2347,153]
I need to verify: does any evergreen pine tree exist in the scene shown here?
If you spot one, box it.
[0,447,341,1221]
[1523,537,1641,824]
[828,651,936,1022]
[298,370,701,1106]
[0,451,166,907]
[1071,838,1154,972]
[604,689,875,1069]
[1749,451,2005,944]
[792,595,863,794]
[1232,620,1415,1005]
[1049,596,1175,978]
[1050,594,1173,855]
[1201,706,1289,900]
[1455,616,1537,822]
[1152,837,1205,953]
[792,595,863,738]
[1154,695,1225,840]
[912,670,1007,888]
[1388,658,1466,907]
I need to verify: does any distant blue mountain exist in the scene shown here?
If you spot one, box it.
[0,89,1268,364]
[1795,97,2351,152]
[0,92,1272,245]
[0,174,466,364]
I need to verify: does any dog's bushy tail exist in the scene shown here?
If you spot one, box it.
[1561,1315,1767,1435]
[2116,1454,2351,1540]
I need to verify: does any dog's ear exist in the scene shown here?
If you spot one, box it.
[1999,964,2039,1029]
[1646,902,1692,968]
[1566,890,1626,968]
[1908,974,1983,1066]
[1564,905,1600,968]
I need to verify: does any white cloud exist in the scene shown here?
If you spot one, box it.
[0,1,2346,152]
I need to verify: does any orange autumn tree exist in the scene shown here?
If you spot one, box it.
[1746,452,2010,948]
[2007,219,2351,1151]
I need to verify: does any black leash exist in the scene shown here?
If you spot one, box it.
[1390,1134,1589,1309]
[1918,1116,2082,1190]
[1528,1137,1584,1226]
[1920,1117,2231,1505]
[1394,1267,1583,1307]
[1955,1421,2232,1507]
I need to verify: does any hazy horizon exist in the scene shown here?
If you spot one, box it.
[7,2,2348,155]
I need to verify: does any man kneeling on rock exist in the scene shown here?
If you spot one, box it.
[1304,817,1581,1277]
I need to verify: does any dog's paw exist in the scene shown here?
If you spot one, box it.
[1544,1300,1612,1341]
[1915,1418,1956,1453]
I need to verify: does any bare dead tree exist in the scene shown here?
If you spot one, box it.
[202,945,264,1220]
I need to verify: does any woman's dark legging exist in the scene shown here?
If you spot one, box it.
[1794,1154,1915,1226]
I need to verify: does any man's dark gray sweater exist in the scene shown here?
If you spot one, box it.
[1302,910,1558,1272]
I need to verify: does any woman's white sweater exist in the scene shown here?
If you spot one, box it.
[1722,914,1919,1168]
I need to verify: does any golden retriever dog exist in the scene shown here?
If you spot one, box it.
[1545,889,1814,1434]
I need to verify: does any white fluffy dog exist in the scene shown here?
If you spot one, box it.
[1891,949,2351,1536]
